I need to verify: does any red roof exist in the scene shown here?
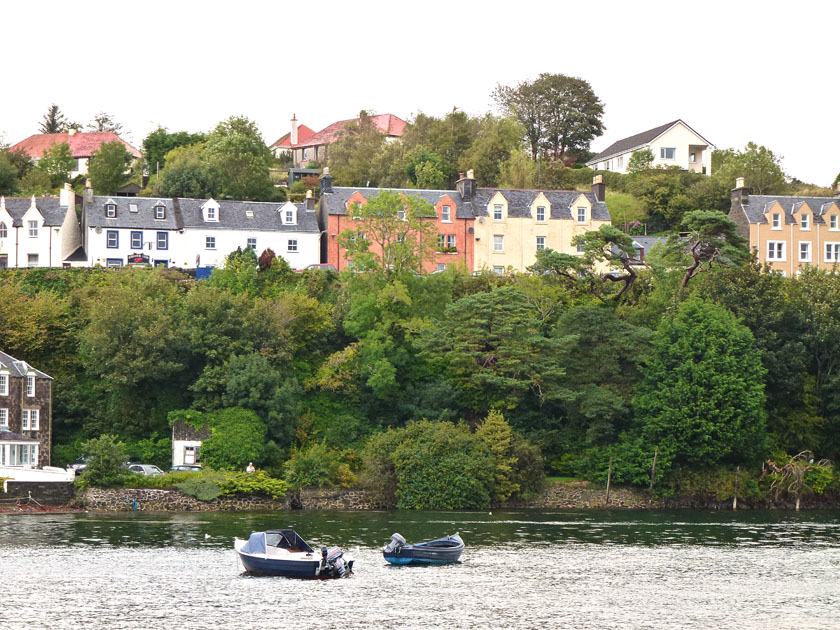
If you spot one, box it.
[270,124,316,149]
[10,132,141,160]
[294,113,406,149]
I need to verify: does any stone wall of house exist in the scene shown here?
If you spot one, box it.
[79,487,289,512]
[4,481,74,505]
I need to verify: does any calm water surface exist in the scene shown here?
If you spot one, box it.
[1,509,838,629]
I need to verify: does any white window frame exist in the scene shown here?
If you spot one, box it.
[767,240,786,261]
[441,205,451,222]
[131,231,143,249]
[660,147,676,160]
[105,203,117,218]
[0,222,7,238]
[831,215,839,230]
[436,263,446,272]
[288,239,298,252]
[772,213,781,230]
[576,242,585,254]
[800,214,810,230]
[155,205,166,220]
[825,242,840,263]
[493,266,504,274]
[22,409,39,431]
[493,234,504,252]
[285,209,295,224]
[156,232,168,250]
[28,220,39,238]
[536,236,546,250]
[107,231,119,248]
[0,373,7,396]
[206,206,217,222]
[577,207,587,223]
[27,254,39,268]
[493,205,503,221]
[536,206,546,222]
[799,241,812,262]
[247,238,257,250]
[26,375,35,397]
[689,152,697,163]
[0,408,7,429]
[446,234,456,249]
[205,236,216,250]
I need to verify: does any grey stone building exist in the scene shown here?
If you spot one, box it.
[0,351,53,467]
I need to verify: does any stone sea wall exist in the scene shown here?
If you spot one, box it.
[80,487,289,512]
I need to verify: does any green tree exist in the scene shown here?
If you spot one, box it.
[475,409,520,502]
[401,109,481,185]
[627,149,654,173]
[39,103,68,134]
[499,149,537,189]
[459,116,524,186]
[0,151,19,194]
[38,142,75,187]
[200,407,268,470]
[88,141,132,194]
[87,112,123,134]
[142,127,206,173]
[713,142,787,194]
[18,166,52,195]
[327,111,388,187]
[157,143,217,198]
[573,225,640,301]
[337,190,438,276]
[204,115,274,200]
[633,299,768,467]
[76,434,130,488]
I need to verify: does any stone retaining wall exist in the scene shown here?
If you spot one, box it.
[80,487,289,512]
[4,481,75,505]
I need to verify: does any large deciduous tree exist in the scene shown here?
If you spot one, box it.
[88,141,132,194]
[204,115,274,201]
[39,142,75,187]
[142,127,206,173]
[712,142,787,194]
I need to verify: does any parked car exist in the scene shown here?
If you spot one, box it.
[296,263,337,272]
[68,457,89,475]
[170,464,202,473]
[127,464,165,476]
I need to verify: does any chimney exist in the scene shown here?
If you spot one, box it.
[731,177,749,209]
[68,128,76,136]
[456,169,476,201]
[835,182,840,198]
[291,113,299,146]
[305,189,315,210]
[319,167,333,194]
[60,182,72,206]
[84,178,94,204]
[591,174,605,202]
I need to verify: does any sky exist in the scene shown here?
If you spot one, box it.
[2,0,838,185]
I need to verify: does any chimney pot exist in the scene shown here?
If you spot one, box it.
[466,169,475,180]
[736,177,745,188]
[68,128,76,136]
[305,189,312,199]
[593,174,603,184]
[459,172,464,180]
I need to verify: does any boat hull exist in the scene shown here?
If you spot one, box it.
[383,533,464,565]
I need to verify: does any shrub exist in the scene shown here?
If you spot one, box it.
[75,434,131,489]
[284,442,357,490]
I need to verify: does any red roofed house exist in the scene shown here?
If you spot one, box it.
[269,114,316,160]
[285,112,406,168]
[10,130,142,178]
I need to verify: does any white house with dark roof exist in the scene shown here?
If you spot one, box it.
[82,186,321,270]
[0,185,83,268]
[586,120,713,175]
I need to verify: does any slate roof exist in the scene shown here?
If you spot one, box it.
[177,199,320,232]
[0,351,52,380]
[587,119,712,163]
[65,245,88,262]
[270,124,316,148]
[321,186,611,222]
[735,194,840,225]
[0,196,70,227]
[85,196,181,230]
[10,132,141,160]
[294,114,406,149]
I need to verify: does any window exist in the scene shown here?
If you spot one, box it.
[441,205,451,222]
[155,205,166,220]
[184,445,197,465]
[105,203,117,218]
[26,375,34,397]
[0,222,6,238]
[27,254,39,268]
[22,409,39,430]
[660,147,676,160]
[285,209,295,224]
[205,236,216,249]
[767,241,785,261]
[577,207,587,223]
[772,213,781,229]
[157,232,168,250]
[436,263,446,272]
[206,206,216,221]
[617,156,624,168]
[536,206,546,222]
[245,209,254,218]
[437,234,445,249]
[129,203,138,213]
[288,239,298,252]
[106,258,123,268]
[801,214,810,230]
[29,220,38,238]
[397,209,406,221]
[493,234,504,252]
[493,266,505,274]
[577,242,585,254]
[831,215,839,230]
[799,241,812,262]
[131,231,143,249]
[0,408,7,429]
[536,236,546,250]
[446,234,456,249]
[825,242,840,262]
[247,238,257,250]
[689,152,697,163]
[0,373,7,395]
[493,204,503,220]
[107,231,118,248]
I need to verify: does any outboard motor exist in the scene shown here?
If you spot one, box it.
[326,546,347,577]
[384,532,406,554]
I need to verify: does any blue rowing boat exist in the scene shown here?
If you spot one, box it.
[383,532,464,565]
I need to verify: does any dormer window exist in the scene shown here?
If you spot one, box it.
[493,204,503,220]
[536,206,546,222]
[772,213,781,229]
[0,222,6,239]
[201,200,220,222]
[29,220,39,238]
[577,207,587,223]
[154,205,166,220]
[207,207,216,221]
[286,209,294,224]
[26,375,35,397]
[800,214,810,230]
[106,203,117,218]
[441,205,451,222]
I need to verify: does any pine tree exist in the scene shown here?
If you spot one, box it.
[39,104,67,134]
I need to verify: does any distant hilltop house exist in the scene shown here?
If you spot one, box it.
[0,351,53,469]
[729,178,840,276]
[0,185,84,269]
[9,130,141,178]
[275,112,406,169]
[316,169,611,274]
[586,120,713,175]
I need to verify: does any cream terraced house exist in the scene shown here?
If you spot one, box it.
[729,178,840,275]
[586,119,713,175]
[470,174,611,273]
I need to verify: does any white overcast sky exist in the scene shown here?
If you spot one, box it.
[2,0,838,185]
